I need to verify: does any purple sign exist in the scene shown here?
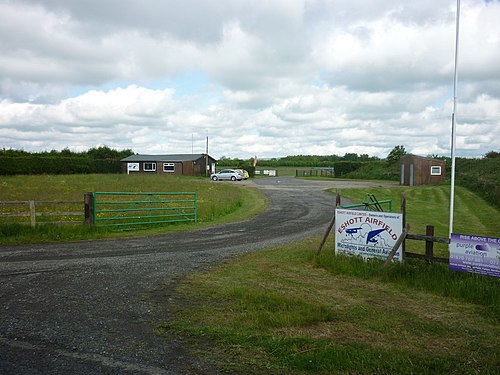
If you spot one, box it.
[449,233,500,278]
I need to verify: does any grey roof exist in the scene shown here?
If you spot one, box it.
[121,154,215,162]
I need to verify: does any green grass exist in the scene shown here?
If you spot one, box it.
[161,238,500,375]
[0,174,266,244]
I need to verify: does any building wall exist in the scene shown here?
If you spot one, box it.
[160,161,184,175]
[122,155,217,176]
[400,156,446,186]
[193,157,211,176]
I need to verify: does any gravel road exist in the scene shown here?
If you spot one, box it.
[0,177,396,374]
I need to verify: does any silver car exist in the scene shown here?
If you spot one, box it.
[210,169,242,181]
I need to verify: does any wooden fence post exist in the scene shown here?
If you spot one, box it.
[384,224,409,266]
[317,191,340,256]
[84,192,94,226]
[29,200,36,227]
[425,225,434,261]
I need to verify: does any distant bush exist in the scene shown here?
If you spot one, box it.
[333,161,367,177]
[0,156,121,175]
[0,146,132,175]
[340,160,400,180]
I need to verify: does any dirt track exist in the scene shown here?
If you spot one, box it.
[0,177,396,374]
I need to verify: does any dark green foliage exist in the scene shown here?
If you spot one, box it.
[219,154,379,168]
[341,160,400,180]
[386,145,407,165]
[454,157,500,208]
[86,145,134,160]
[0,155,121,175]
[332,161,366,177]
[484,150,500,158]
[0,146,133,175]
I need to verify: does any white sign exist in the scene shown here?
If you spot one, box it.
[127,163,139,173]
[263,170,277,176]
[450,233,500,278]
[335,209,403,261]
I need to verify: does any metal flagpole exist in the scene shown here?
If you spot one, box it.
[449,0,461,237]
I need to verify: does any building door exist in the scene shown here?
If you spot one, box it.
[409,163,414,186]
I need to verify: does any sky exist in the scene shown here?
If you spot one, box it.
[1,0,499,160]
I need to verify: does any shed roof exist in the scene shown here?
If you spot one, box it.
[121,154,214,162]
[400,154,445,163]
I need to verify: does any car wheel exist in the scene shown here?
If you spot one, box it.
[212,176,218,181]
[231,176,236,181]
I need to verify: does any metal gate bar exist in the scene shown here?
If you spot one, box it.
[93,192,197,227]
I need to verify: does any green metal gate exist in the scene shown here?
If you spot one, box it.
[93,192,197,227]
[341,194,392,212]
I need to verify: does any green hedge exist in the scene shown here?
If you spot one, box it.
[455,157,500,208]
[0,156,121,175]
[333,161,367,177]
[340,160,400,181]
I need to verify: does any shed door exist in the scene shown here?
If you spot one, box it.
[409,163,414,186]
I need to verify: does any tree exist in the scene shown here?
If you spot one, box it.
[484,150,500,158]
[87,146,134,159]
[386,145,407,165]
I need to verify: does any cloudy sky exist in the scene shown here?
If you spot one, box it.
[1,0,499,159]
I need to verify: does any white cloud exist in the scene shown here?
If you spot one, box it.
[0,0,499,159]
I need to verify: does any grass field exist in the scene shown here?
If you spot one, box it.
[161,238,499,375]
[0,174,266,244]
[159,183,500,374]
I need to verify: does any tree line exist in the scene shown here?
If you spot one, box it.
[1,145,498,207]
[0,146,134,160]
[218,153,380,168]
[0,146,134,175]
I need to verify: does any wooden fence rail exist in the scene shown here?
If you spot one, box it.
[405,225,450,263]
[0,200,82,226]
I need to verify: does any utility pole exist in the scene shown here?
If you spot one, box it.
[205,136,209,177]
[449,0,460,237]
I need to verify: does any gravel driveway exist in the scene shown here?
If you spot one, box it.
[0,177,396,374]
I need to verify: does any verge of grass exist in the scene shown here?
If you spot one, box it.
[0,174,266,244]
[160,238,500,375]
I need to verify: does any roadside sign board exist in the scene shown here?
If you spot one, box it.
[449,233,500,277]
[335,209,403,262]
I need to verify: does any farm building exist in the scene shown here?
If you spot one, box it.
[400,155,446,186]
[121,154,217,177]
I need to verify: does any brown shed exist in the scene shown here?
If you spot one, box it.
[120,154,217,177]
[400,155,446,186]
